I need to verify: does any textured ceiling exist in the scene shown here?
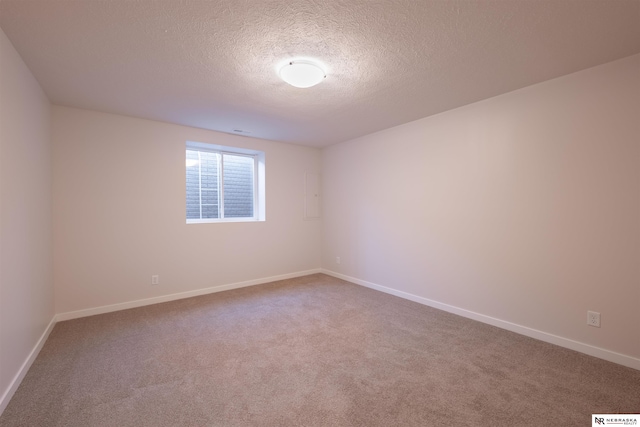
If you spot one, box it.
[1,0,639,147]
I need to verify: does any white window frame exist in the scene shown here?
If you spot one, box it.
[186,141,265,224]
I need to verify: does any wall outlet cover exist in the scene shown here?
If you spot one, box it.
[587,311,601,328]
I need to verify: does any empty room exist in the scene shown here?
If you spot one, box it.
[1,0,639,425]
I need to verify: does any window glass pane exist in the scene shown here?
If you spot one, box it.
[186,150,201,220]
[223,154,254,218]
[186,150,220,219]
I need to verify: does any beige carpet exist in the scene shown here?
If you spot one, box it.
[1,274,638,426]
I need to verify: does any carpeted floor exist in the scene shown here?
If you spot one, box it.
[1,273,638,426]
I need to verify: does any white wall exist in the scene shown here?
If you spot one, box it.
[322,54,640,363]
[53,107,322,314]
[0,28,54,409]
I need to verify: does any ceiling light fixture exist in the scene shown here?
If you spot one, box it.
[279,60,326,88]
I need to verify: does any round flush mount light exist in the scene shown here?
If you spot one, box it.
[279,60,326,88]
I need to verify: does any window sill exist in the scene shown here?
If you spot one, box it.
[186,217,264,224]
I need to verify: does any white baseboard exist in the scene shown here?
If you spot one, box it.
[321,269,640,371]
[0,316,56,415]
[56,269,322,322]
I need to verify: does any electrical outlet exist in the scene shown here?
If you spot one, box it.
[151,275,159,285]
[587,311,600,328]
[336,257,341,264]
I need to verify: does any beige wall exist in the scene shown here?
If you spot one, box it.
[52,107,322,314]
[0,28,53,404]
[322,54,640,360]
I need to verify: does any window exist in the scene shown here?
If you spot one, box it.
[186,141,265,223]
